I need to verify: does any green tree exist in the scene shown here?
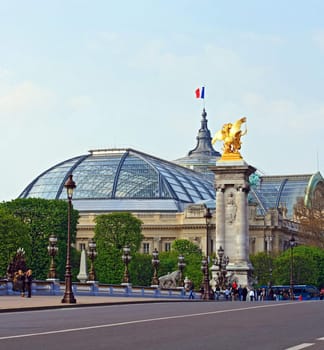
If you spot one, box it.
[273,245,324,287]
[172,240,203,288]
[158,240,203,289]
[0,198,79,280]
[158,251,178,277]
[94,213,143,251]
[250,252,274,286]
[94,212,144,283]
[0,209,30,278]
[129,253,153,286]
[172,239,202,255]
[94,245,122,283]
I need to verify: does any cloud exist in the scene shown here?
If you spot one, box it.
[67,95,93,111]
[86,31,126,54]
[240,32,284,45]
[0,67,12,79]
[241,91,324,138]
[0,81,55,115]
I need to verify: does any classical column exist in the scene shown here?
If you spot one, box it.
[237,186,248,263]
[215,185,225,251]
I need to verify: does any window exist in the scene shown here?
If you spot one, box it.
[79,243,86,251]
[143,243,150,254]
[165,242,171,252]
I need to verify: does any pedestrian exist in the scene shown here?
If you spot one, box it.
[16,269,25,297]
[268,288,274,301]
[215,285,221,301]
[242,286,248,301]
[238,285,243,301]
[199,284,204,299]
[249,289,255,302]
[224,287,230,300]
[25,269,33,298]
[260,288,266,301]
[188,281,195,299]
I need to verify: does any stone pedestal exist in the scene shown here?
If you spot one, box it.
[210,160,256,287]
[77,249,88,283]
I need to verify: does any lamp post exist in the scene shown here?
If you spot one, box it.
[201,207,213,300]
[47,234,58,279]
[87,238,97,282]
[204,207,212,258]
[268,268,273,289]
[177,254,186,287]
[289,235,296,300]
[214,246,229,290]
[151,248,160,287]
[122,245,131,285]
[201,256,212,300]
[61,174,76,304]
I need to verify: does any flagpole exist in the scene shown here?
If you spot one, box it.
[203,86,206,109]
[195,86,206,109]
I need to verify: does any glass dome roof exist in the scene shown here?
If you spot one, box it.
[249,172,323,218]
[19,147,323,217]
[20,148,215,212]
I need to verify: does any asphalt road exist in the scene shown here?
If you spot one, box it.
[0,300,324,350]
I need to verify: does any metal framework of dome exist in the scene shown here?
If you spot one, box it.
[19,148,215,212]
[249,172,324,218]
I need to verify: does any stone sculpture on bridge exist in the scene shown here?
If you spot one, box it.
[158,270,180,289]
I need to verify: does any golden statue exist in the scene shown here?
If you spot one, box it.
[212,117,247,161]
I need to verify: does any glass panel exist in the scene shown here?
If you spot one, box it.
[115,155,169,198]
[25,157,81,199]
[59,154,122,199]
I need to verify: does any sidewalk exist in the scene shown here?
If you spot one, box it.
[0,295,184,313]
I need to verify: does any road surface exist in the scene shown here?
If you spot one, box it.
[0,300,324,350]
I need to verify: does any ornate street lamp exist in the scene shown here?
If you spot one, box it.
[61,174,77,304]
[122,245,131,285]
[47,234,58,279]
[151,248,160,287]
[87,238,97,282]
[201,256,213,300]
[268,268,273,289]
[289,235,296,300]
[177,254,186,287]
[214,246,229,290]
[204,207,212,258]
[201,207,213,300]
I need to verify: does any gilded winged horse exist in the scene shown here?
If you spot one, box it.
[212,117,247,155]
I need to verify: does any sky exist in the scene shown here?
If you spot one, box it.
[0,0,323,202]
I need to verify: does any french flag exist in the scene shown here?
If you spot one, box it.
[195,86,205,99]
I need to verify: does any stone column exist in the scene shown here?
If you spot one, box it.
[210,161,256,287]
[237,186,248,264]
[215,185,225,252]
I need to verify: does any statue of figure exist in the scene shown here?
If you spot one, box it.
[212,117,247,157]
[225,192,237,224]
[158,270,181,289]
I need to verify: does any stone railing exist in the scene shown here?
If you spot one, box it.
[0,279,187,299]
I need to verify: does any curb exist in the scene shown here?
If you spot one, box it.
[0,298,194,313]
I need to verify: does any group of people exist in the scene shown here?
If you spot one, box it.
[187,279,271,302]
[220,283,269,301]
[13,269,33,298]
[220,281,251,301]
[219,283,278,301]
